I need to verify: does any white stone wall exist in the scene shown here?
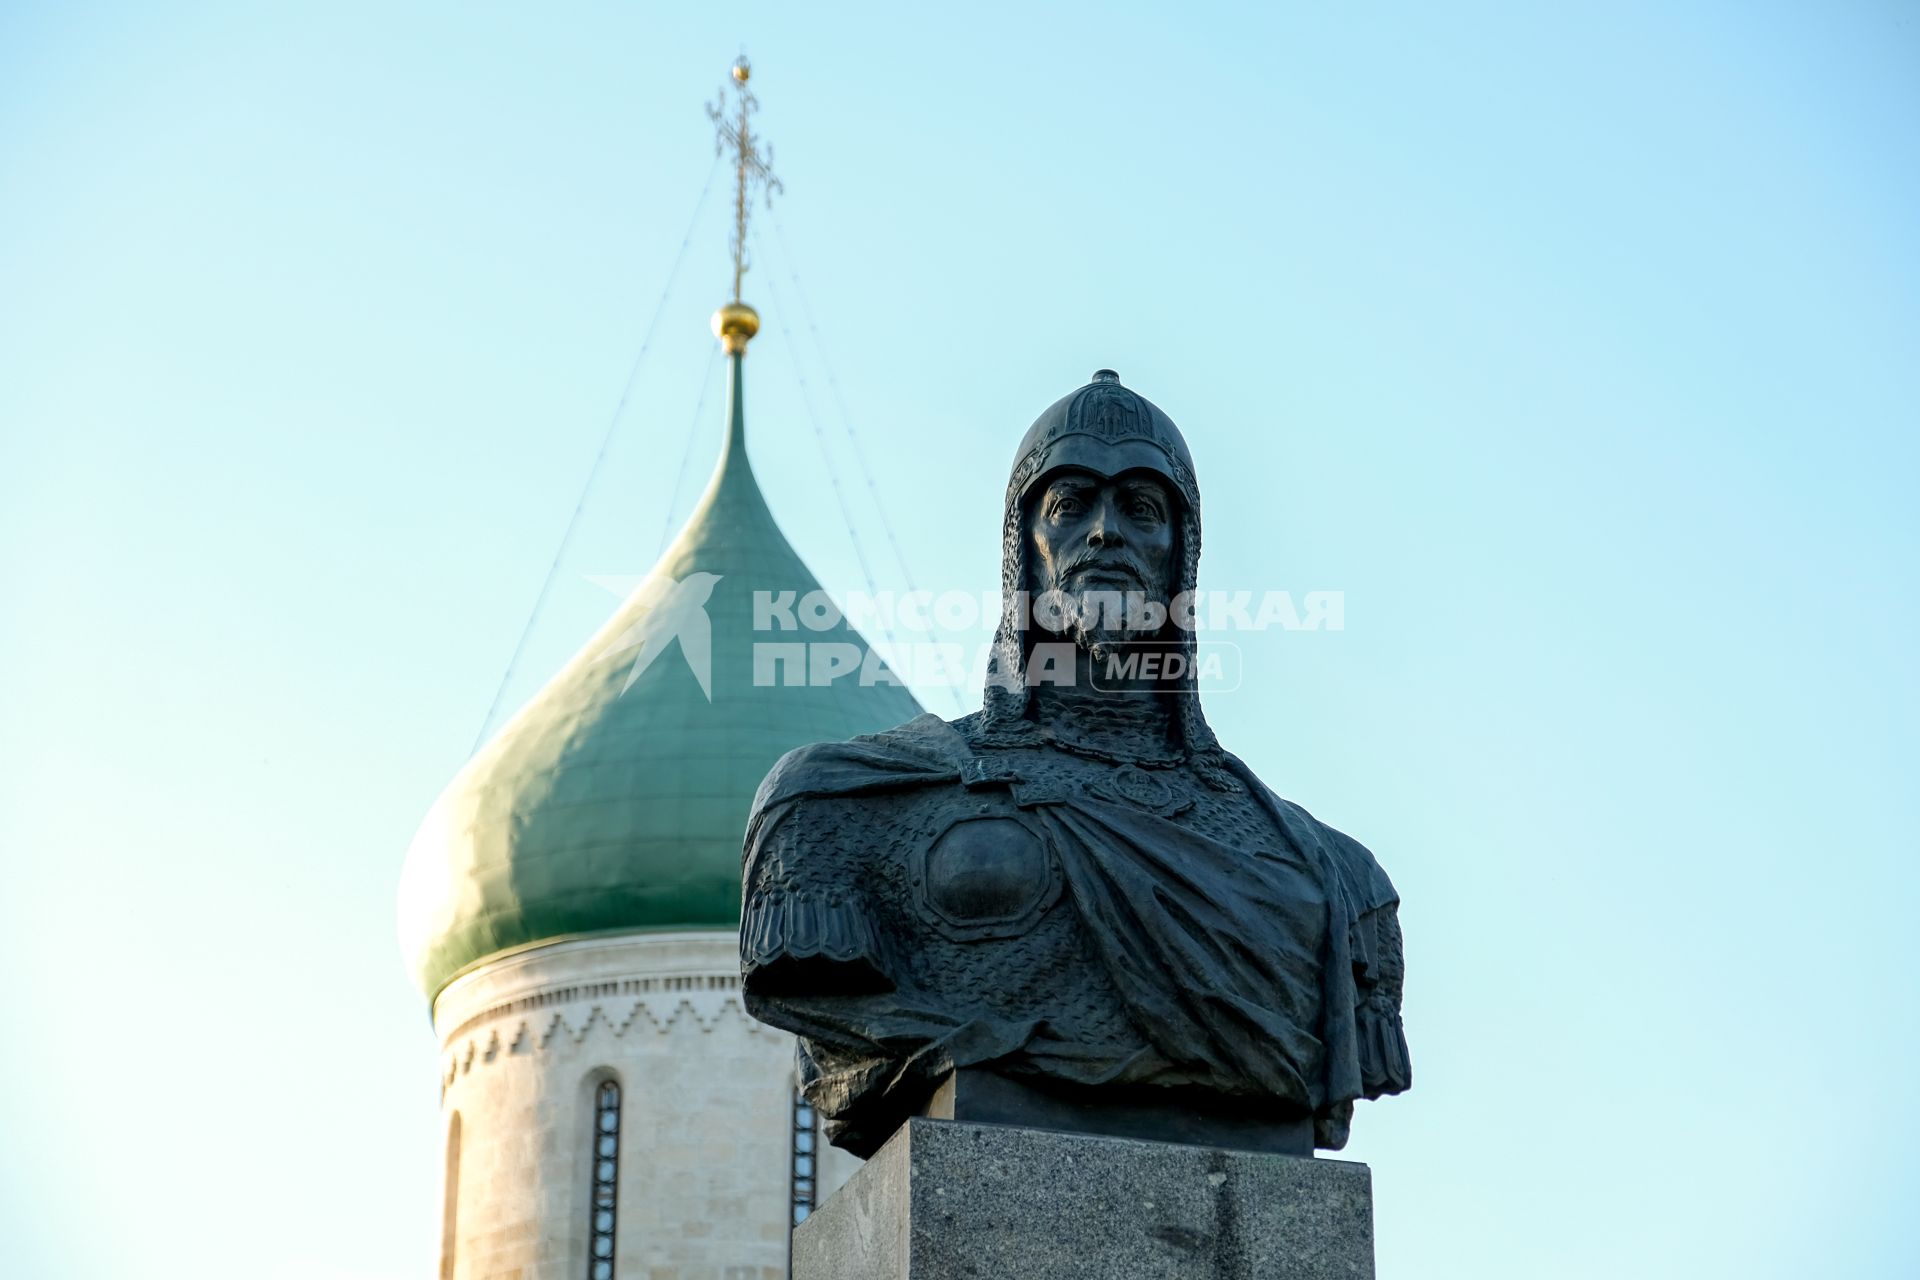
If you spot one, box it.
[431,931,861,1280]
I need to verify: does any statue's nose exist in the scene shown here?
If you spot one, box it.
[1087,496,1125,548]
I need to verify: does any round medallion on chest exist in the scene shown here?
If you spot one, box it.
[1090,763,1193,817]
[913,815,1062,941]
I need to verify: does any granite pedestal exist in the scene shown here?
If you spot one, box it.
[791,1118,1374,1280]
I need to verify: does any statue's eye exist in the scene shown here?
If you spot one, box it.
[1052,496,1084,517]
[1128,500,1161,522]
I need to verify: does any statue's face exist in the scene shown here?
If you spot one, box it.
[1025,468,1177,644]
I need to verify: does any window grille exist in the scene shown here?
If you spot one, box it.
[587,1081,621,1280]
[790,1086,818,1226]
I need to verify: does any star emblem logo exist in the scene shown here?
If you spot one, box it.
[592,571,724,700]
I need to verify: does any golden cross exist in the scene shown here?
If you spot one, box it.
[707,56,783,303]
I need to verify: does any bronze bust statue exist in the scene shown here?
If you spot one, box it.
[740,371,1409,1158]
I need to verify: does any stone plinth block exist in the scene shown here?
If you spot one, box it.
[791,1119,1374,1280]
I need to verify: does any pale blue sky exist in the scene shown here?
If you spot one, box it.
[2,3,1916,1277]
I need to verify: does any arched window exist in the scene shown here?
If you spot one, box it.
[440,1112,462,1280]
[790,1086,818,1226]
[587,1081,621,1280]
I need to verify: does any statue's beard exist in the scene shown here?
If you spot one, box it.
[1064,605,1135,664]
[1049,585,1173,664]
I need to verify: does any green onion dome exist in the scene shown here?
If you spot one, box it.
[399,342,923,1002]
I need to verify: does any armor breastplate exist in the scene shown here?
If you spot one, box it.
[912,813,1062,941]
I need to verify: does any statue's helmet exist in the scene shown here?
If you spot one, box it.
[1008,368,1201,518]
[980,370,1234,786]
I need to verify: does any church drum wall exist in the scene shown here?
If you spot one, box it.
[431,932,860,1280]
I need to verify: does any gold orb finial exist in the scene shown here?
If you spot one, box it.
[711,300,760,354]
[731,57,751,83]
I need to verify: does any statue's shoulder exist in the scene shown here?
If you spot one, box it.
[1225,754,1399,913]
[749,712,972,826]
[741,715,974,987]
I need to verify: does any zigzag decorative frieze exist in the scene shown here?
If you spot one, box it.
[440,971,742,1045]
[442,993,768,1086]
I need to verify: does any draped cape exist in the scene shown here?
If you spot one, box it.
[740,714,1410,1155]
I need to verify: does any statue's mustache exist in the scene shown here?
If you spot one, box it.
[1064,554,1149,588]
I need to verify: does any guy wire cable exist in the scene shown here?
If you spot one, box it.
[753,235,905,666]
[768,211,969,714]
[654,342,722,560]
[469,154,721,756]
